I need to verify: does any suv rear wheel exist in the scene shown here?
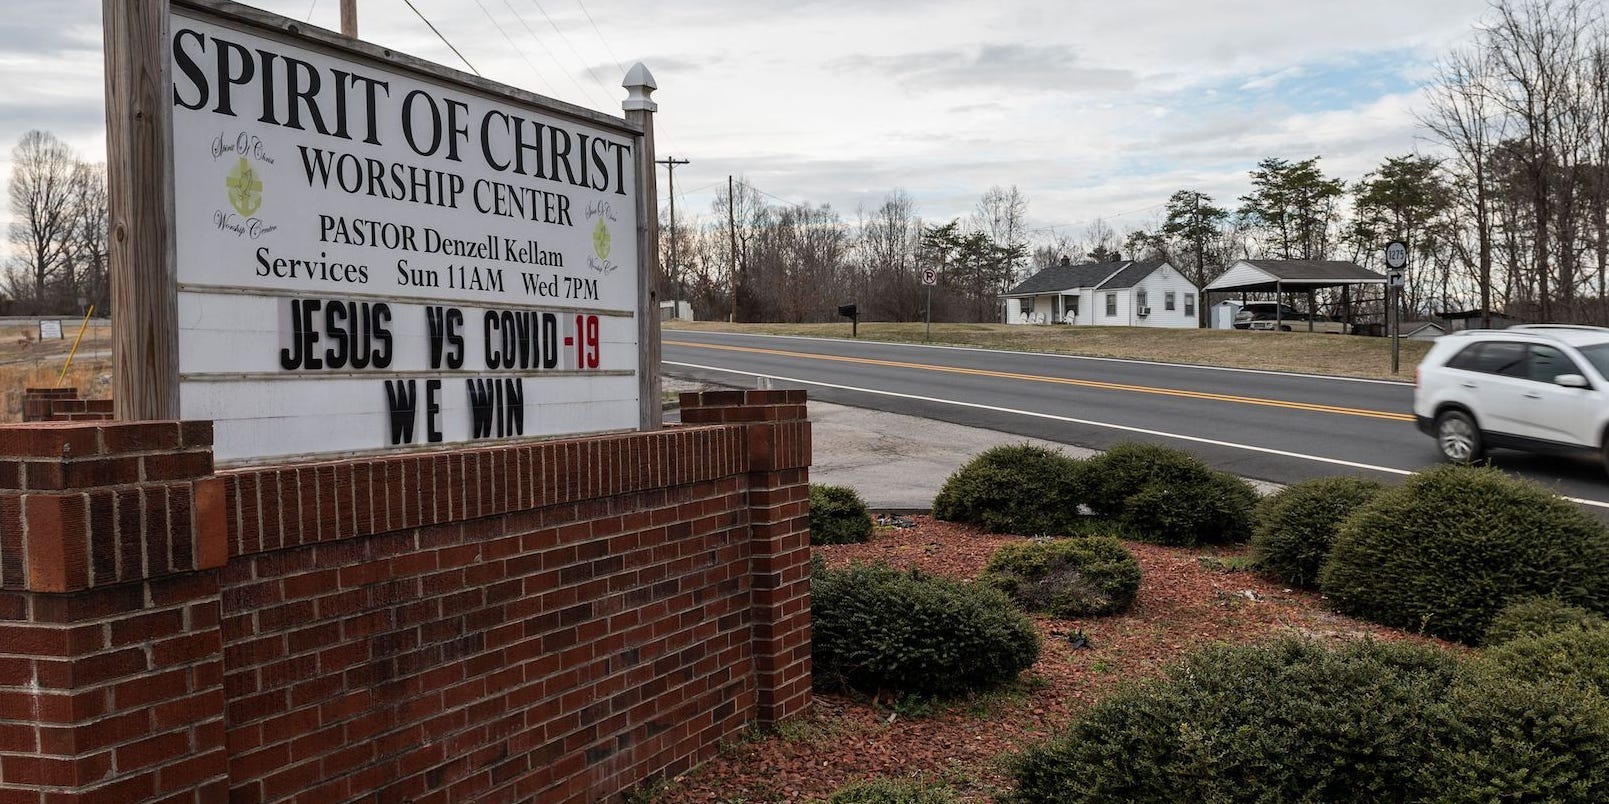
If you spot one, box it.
[1435,410,1483,463]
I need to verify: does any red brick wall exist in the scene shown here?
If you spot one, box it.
[0,390,812,802]
[20,389,114,423]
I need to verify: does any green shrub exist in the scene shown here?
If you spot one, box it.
[811,562,1040,697]
[1008,638,1460,802]
[932,444,1085,535]
[1008,637,1609,803]
[1483,596,1608,646]
[1413,673,1609,800]
[828,778,956,804]
[1119,472,1258,546]
[980,537,1141,618]
[1081,443,1257,546]
[810,483,874,545]
[1319,465,1609,645]
[1251,476,1385,588]
[1478,623,1609,696]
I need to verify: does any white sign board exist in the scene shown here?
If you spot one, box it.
[169,6,641,464]
[921,267,938,286]
[38,320,63,340]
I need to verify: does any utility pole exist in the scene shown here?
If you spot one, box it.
[728,175,738,322]
[341,0,357,37]
[656,156,689,292]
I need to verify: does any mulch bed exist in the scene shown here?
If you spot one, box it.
[651,516,1437,803]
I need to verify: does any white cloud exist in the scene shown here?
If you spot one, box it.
[0,0,1496,261]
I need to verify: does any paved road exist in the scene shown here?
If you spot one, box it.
[664,330,1609,512]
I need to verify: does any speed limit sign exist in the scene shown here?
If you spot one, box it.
[921,267,939,286]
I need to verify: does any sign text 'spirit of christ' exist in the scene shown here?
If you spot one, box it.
[172,29,632,199]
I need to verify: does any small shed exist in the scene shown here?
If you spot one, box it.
[1210,300,1243,330]
[1401,320,1448,340]
[1204,260,1387,332]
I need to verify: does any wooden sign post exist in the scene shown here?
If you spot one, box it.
[103,0,180,420]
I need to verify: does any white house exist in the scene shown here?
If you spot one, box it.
[1002,259,1200,328]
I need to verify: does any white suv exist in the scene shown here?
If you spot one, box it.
[1414,325,1609,471]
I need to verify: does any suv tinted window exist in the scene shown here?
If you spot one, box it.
[1528,345,1582,384]
[1445,341,1528,377]
[1577,343,1609,379]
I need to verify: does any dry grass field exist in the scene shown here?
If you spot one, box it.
[665,320,1433,382]
[0,320,112,422]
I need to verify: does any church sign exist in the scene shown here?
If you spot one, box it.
[166,0,644,464]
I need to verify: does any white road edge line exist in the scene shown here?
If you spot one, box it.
[670,330,1411,386]
[666,360,1609,511]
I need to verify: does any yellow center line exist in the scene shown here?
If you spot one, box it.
[665,339,1416,423]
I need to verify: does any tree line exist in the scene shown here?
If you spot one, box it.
[6,0,1602,326]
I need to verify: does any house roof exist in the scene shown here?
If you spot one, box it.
[1205,260,1386,293]
[1099,260,1168,290]
[1004,260,1172,296]
[1402,321,1448,337]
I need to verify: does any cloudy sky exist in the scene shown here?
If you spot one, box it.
[1,0,1494,251]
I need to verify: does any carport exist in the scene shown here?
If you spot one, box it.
[1204,260,1387,333]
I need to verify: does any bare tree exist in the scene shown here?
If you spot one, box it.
[1485,0,1591,320]
[859,190,925,320]
[1083,218,1120,262]
[6,130,78,312]
[65,161,109,315]
[1029,230,1081,272]
[971,185,1029,285]
[1422,44,1506,326]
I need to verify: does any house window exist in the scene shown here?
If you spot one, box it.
[1105,293,1117,316]
[1185,293,1196,317]
[1165,292,1176,311]
[1136,291,1148,311]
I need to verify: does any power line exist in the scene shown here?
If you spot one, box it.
[573,0,624,75]
[747,182,811,210]
[306,0,319,22]
[401,0,481,76]
[471,0,557,97]
[563,0,679,155]
[523,0,618,107]
[501,0,608,107]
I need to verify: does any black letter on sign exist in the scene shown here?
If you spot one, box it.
[467,379,496,439]
[425,306,464,369]
[279,298,322,370]
[445,308,464,368]
[371,303,393,368]
[425,379,443,443]
[384,380,417,445]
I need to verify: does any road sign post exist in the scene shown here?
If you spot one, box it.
[922,267,938,341]
[1385,241,1407,374]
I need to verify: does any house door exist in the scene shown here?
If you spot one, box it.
[1065,295,1079,323]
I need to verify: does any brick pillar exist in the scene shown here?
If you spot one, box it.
[680,390,812,726]
[0,420,228,801]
